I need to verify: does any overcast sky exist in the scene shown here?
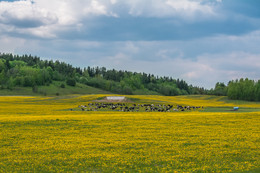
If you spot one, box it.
[1,0,260,89]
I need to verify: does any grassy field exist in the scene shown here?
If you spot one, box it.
[0,95,259,172]
[0,81,111,96]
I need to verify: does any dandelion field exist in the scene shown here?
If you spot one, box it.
[0,95,259,172]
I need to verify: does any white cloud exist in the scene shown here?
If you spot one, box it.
[0,35,26,53]
[125,0,217,18]
[0,0,227,41]
[83,0,117,17]
[0,0,59,38]
[0,0,118,38]
[110,0,117,5]
[84,0,107,15]
[123,42,140,54]
[0,0,220,37]
[166,0,214,16]
[0,0,57,27]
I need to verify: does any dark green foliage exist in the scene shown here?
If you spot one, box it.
[213,82,227,96]
[5,60,11,70]
[255,80,260,101]
[0,53,205,95]
[66,78,76,86]
[24,76,34,87]
[60,83,65,88]
[227,78,260,101]
[159,84,180,96]
[209,79,260,101]
[32,85,38,93]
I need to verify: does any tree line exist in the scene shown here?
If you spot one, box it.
[1,53,259,101]
[208,79,260,101]
[0,53,208,96]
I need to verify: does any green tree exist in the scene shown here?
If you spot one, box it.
[66,78,76,86]
[0,59,5,72]
[46,66,53,79]
[5,60,11,70]
[214,82,227,96]
[242,78,255,101]
[23,76,34,87]
[7,77,15,90]
[254,80,260,101]
[0,71,6,86]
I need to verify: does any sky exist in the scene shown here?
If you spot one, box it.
[0,0,260,89]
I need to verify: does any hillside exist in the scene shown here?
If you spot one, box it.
[0,81,112,96]
[0,53,206,96]
[1,53,260,101]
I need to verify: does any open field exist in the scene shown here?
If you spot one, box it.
[0,81,112,96]
[0,95,259,172]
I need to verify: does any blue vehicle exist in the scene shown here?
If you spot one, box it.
[233,107,239,111]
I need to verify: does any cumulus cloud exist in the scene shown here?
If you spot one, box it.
[0,0,58,38]
[0,0,223,39]
[0,0,57,27]
[165,0,215,16]
[83,0,118,17]
[0,0,117,38]
[124,0,217,18]
[2,0,256,41]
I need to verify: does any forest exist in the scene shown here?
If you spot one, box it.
[0,53,259,101]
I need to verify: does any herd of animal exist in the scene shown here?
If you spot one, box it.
[76,103,203,112]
